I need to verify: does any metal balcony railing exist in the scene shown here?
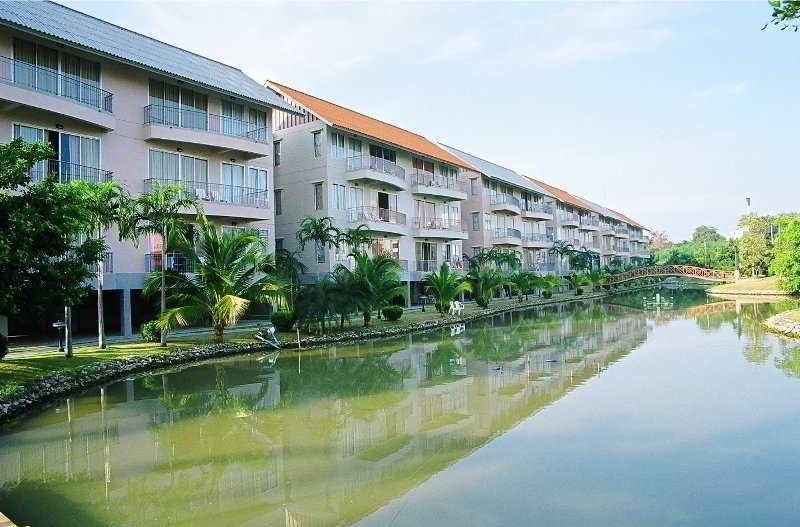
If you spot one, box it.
[493,227,522,239]
[614,225,630,235]
[579,215,600,227]
[145,252,194,273]
[489,194,521,208]
[416,259,438,273]
[559,212,580,224]
[348,206,407,225]
[408,169,468,192]
[0,55,113,112]
[413,217,463,231]
[526,261,555,272]
[144,178,269,208]
[29,159,113,184]
[522,202,553,214]
[346,155,405,181]
[144,104,268,143]
[522,232,554,243]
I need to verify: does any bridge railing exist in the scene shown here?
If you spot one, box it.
[607,265,735,284]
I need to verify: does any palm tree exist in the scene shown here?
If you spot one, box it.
[144,216,285,343]
[119,181,199,346]
[275,248,307,311]
[493,250,522,273]
[337,224,372,253]
[539,274,563,298]
[586,269,609,291]
[423,262,472,315]
[81,181,126,349]
[296,216,341,257]
[509,270,537,302]
[466,263,508,308]
[549,240,575,273]
[564,273,590,295]
[336,251,405,326]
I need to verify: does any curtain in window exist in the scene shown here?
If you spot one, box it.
[222,101,245,137]
[62,53,101,107]
[223,163,245,203]
[348,138,362,159]
[149,150,179,182]
[13,124,47,179]
[149,80,180,126]
[13,39,36,88]
[248,109,267,141]
[180,88,208,130]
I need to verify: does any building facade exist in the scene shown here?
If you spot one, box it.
[0,1,294,335]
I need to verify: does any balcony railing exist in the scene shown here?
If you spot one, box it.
[489,194,521,208]
[145,252,194,273]
[614,225,629,235]
[29,159,113,184]
[559,212,580,224]
[522,202,553,214]
[416,259,438,273]
[144,104,268,143]
[88,252,113,274]
[408,170,468,192]
[144,178,269,208]
[525,261,555,273]
[413,217,463,231]
[348,206,407,225]
[579,215,600,227]
[522,232,554,243]
[0,55,113,112]
[346,155,405,181]
[493,227,522,239]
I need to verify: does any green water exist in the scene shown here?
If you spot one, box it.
[1,291,800,526]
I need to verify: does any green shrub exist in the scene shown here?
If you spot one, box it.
[576,287,584,295]
[382,305,403,321]
[271,310,296,332]
[140,320,161,343]
[542,290,553,299]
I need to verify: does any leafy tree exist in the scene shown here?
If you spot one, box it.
[336,251,405,326]
[466,264,508,308]
[424,262,472,315]
[737,214,773,277]
[296,216,341,263]
[769,218,800,294]
[564,273,590,295]
[692,225,725,244]
[764,0,800,30]
[586,269,609,290]
[337,224,372,253]
[648,230,672,251]
[0,138,106,356]
[275,248,307,312]
[119,182,199,346]
[569,248,596,272]
[538,275,563,298]
[508,270,537,302]
[144,216,284,343]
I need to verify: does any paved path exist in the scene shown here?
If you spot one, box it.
[0,512,19,527]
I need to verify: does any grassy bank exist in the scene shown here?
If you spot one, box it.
[708,276,786,296]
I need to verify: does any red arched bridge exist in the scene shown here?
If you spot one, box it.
[607,265,735,285]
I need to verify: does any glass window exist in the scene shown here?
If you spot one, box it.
[62,53,100,107]
[314,182,324,210]
[13,38,58,94]
[149,150,179,182]
[333,184,347,210]
[274,189,282,215]
[273,141,281,166]
[329,132,346,159]
[348,137,362,158]
[472,212,480,231]
[313,131,322,157]
[248,108,267,141]
[148,80,180,126]
[369,144,396,162]
[222,101,245,136]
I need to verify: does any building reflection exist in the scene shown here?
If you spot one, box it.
[0,302,650,527]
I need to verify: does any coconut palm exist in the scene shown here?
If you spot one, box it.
[296,216,341,252]
[466,263,508,308]
[586,269,609,291]
[275,248,307,311]
[509,270,537,302]
[549,240,575,273]
[423,262,472,315]
[337,224,372,253]
[336,251,406,326]
[564,273,590,295]
[119,181,199,346]
[144,216,284,343]
[493,250,522,273]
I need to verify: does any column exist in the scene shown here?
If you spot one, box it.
[121,289,133,337]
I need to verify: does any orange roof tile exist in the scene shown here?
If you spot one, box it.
[266,80,473,170]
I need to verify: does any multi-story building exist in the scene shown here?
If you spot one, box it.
[266,81,472,303]
[438,145,558,274]
[0,1,296,335]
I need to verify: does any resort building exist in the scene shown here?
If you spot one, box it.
[266,81,473,303]
[0,1,294,335]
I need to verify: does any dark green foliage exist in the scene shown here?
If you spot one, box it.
[271,310,296,331]
[542,290,553,299]
[765,0,800,30]
[140,320,161,342]
[382,305,403,321]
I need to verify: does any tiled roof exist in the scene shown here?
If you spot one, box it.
[266,80,471,169]
[607,207,645,230]
[0,1,296,112]
[525,176,594,212]
[438,144,554,198]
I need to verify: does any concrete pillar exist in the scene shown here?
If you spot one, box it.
[121,289,133,337]
[406,281,412,308]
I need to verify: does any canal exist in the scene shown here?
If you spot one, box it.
[1,290,799,526]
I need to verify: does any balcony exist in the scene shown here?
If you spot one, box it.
[145,252,194,273]
[559,212,580,227]
[143,105,270,158]
[29,159,113,184]
[408,170,467,201]
[521,232,554,249]
[521,202,553,220]
[525,261,556,274]
[412,217,468,240]
[614,225,630,239]
[348,206,408,236]
[489,194,521,215]
[345,155,406,190]
[144,178,271,220]
[578,215,600,231]
[0,55,115,129]
[492,227,522,246]
[600,223,614,236]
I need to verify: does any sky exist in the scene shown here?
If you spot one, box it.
[63,0,799,241]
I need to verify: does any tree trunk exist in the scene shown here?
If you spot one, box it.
[363,311,371,327]
[64,305,73,358]
[340,314,345,328]
[160,225,168,347]
[214,324,224,343]
[97,226,106,349]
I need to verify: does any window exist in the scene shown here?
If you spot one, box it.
[247,167,268,190]
[369,144,396,162]
[15,124,101,182]
[412,157,434,174]
[470,178,478,196]
[248,108,268,141]
[315,241,326,263]
[312,130,322,157]
[330,132,346,159]
[274,189,282,215]
[149,80,208,129]
[314,182,323,210]
[333,184,347,210]
[349,186,364,208]
[149,150,179,181]
[275,238,284,252]
[273,141,281,166]
[222,101,245,136]
[348,137,362,158]
[472,212,481,231]
[13,38,58,94]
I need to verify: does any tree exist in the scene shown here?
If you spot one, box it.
[764,0,800,30]
[275,248,307,312]
[539,275,563,298]
[692,225,725,245]
[424,262,472,315]
[737,214,772,277]
[564,273,590,295]
[769,218,800,294]
[586,269,609,290]
[144,216,284,343]
[296,216,341,259]
[119,181,199,346]
[466,264,508,308]
[648,230,671,251]
[508,270,537,302]
[336,252,405,326]
[337,224,372,253]
[0,138,106,357]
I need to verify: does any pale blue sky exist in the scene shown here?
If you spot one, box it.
[64,1,797,240]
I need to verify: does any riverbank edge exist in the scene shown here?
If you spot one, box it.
[0,285,650,426]
[764,309,800,339]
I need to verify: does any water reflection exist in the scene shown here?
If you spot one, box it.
[0,293,798,526]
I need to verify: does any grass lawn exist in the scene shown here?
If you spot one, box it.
[709,276,784,295]
[786,309,800,322]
